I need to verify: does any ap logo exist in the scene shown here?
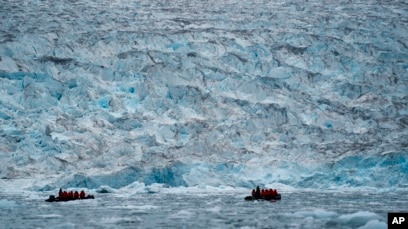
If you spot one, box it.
[392,217,405,224]
[389,213,408,229]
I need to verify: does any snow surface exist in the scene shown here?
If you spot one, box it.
[0,0,407,191]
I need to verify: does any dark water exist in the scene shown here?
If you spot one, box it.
[1,190,407,228]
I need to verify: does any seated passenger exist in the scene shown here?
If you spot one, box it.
[266,189,272,198]
[74,191,79,199]
[62,191,68,201]
[80,190,86,199]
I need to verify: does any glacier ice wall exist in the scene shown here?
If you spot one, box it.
[0,0,407,190]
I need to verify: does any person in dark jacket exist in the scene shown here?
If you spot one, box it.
[255,186,261,198]
[58,188,63,200]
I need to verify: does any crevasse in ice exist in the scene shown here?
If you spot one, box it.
[0,0,407,190]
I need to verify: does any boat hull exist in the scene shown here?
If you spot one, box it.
[244,194,281,201]
[45,195,95,202]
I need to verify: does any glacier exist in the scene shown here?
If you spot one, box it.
[0,0,407,192]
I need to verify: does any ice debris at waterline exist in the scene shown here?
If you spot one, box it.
[0,0,407,191]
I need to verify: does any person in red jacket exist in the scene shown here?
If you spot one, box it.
[80,190,86,199]
[74,191,79,199]
[62,191,68,200]
[266,189,272,198]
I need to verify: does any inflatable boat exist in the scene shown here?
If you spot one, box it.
[45,195,95,202]
[244,194,281,201]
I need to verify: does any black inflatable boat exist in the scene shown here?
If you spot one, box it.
[245,194,281,201]
[45,195,95,202]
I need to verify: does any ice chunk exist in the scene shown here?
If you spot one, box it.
[357,220,387,229]
[329,211,381,228]
[0,199,17,208]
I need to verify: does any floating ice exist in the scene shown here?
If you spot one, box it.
[291,209,338,219]
[357,220,387,229]
[330,211,382,228]
[0,199,17,208]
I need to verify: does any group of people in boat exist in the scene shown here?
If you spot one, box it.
[46,188,94,202]
[251,186,279,199]
[58,188,88,201]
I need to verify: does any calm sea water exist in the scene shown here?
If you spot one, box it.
[0,190,407,228]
